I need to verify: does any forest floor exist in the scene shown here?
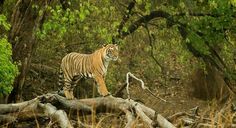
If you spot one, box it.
[127,80,211,117]
[22,77,217,119]
[18,73,233,128]
[23,78,210,117]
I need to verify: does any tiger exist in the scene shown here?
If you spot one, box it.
[58,44,119,99]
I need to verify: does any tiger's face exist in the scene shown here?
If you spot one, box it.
[105,44,119,61]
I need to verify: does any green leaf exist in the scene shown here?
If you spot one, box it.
[79,12,86,21]
[145,2,151,14]
[0,14,11,31]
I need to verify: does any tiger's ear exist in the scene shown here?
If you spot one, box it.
[114,44,118,49]
[102,44,106,47]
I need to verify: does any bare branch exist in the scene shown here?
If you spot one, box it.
[126,72,166,102]
[38,103,73,128]
[0,98,39,114]
[118,10,172,39]
[124,109,135,128]
[144,25,164,72]
[0,115,16,124]
[117,0,136,38]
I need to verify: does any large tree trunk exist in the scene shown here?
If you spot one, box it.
[7,0,47,103]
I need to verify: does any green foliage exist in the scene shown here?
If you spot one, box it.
[32,0,235,93]
[0,15,11,31]
[36,5,78,40]
[186,30,210,55]
[170,0,235,59]
[34,1,123,90]
[1,0,17,16]
[36,1,119,44]
[135,0,151,14]
[0,15,18,96]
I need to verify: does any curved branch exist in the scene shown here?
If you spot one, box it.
[113,0,136,43]
[117,0,136,35]
[119,10,172,39]
[144,25,164,72]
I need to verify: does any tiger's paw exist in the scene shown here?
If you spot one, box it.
[66,96,75,100]
[64,90,75,100]
[66,93,75,100]
[103,93,111,97]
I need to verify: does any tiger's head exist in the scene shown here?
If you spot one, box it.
[104,44,119,61]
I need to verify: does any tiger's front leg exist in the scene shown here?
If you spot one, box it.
[94,75,110,96]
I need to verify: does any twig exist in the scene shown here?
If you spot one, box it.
[126,72,166,102]
[77,119,92,128]
[126,72,145,99]
[114,83,127,97]
[144,25,164,72]
[145,88,167,102]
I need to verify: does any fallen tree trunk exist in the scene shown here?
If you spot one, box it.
[2,94,235,127]
[0,96,72,127]
[0,93,175,128]
[38,103,72,128]
[0,72,176,128]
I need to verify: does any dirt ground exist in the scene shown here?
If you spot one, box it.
[127,80,210,117]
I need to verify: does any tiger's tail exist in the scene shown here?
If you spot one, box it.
[58,68,64,89]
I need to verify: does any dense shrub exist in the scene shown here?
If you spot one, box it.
[0,14,18,96]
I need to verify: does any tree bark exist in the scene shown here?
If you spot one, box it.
[0,94,176,128]
[0,0,4,13]
[8,0,47,103]
[1,93,235,127]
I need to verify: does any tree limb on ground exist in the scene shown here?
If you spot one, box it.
[1,93,235,127]
[1,72,173,128]
[0,94,175,128]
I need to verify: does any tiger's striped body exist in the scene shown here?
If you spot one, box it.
[58,44,118,99]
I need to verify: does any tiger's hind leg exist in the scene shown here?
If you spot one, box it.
[64,75,81,99]
[63,80,75,100]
